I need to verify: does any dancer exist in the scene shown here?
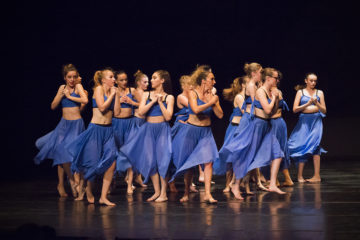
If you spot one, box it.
[68,68,118,206]
[34,64,88,198]
[287,73,327,183]
[214,76,247,192]
[112,71,137,194]
[269,77,294,187]
[120,70,174,202]
[171,65,223,203]
[222,63,263,197]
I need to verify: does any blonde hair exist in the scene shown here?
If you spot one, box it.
[134,70,147,88]
[93,68,114,90]
[179,75,191,90]
[223,76,246,102]
[244,62,262,77]
[190,65,212,86]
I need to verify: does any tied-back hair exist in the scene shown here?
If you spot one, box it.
[223,76,246,102]
[261,68,282,82]
[115,70,126,79]
[155,70,172,94]
[179,75,191,90]
[93,67,114,90]
[190,64,212,86]
[244,62,262,77]
[62,63,78,78]
[134,70,147,88]
[294,72,317,91]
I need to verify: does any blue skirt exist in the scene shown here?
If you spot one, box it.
[271,117,290,170]
[34,118,85,166]
[67,123,117,181]
[213,122,238,175]
[225,116,283,179]
[287,112,326,163]
[120,121,172,183]
[170,124,219,182]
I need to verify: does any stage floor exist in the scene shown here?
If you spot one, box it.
[1,158,359,239]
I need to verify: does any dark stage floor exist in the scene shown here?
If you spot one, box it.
[1,158,359,240]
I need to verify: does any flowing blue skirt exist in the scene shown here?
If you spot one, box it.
[113,117,135,173]
[120,121,172,183]
[213,122,238,175]
[287,112,326,163]
[34,118,85,166]
[67,123,117,181]
[170,124,219,182]
[225,116,283,179]
[271,117,290,170]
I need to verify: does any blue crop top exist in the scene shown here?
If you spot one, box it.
[253,88,271,110]
[188,91,212,116]
[174,106,189,117]
[241,88,253,110]
[146,92,168,117]
[61,91,81,108]
[120,88,135,109]
[300,89,320,106]
[278,99,289,111]
[92,94,114,111]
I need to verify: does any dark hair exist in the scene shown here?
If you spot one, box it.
[295,72,317,91]
[223,76,246,102]
[115,70,126,79]
[155,70,172,94]
[62,63,78,78]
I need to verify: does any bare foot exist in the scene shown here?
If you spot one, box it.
[147,193,160,202]
[281,180,294,187]
[75,187,85,201]
[257,183,269,192]
[57,185,68,197]
[127,186,134,195]
[180,195,189,202]
[134,176,147,188]
[223,186,231,193]
[268,186,286,194]
[231,188,244,200]
[190,185,198,193]
[306,177,321,183]
[99,197,116,206]
[204,197,218,203]
[298,178,306,183]
[70,182,78,198]
[155,196,168,202]
[86,187,95,204]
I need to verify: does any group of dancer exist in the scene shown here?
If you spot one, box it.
[34,62,327,206]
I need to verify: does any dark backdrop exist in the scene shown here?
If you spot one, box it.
[10,0,360,179]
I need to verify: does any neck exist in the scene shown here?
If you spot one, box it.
[197,84,208,95]
[153,86,164,94]
[306,86,315,92]
[262,83,271,92]
[103,84,110,94]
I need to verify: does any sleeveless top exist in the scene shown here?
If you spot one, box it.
[146,92,168,117]
[188,90,212,116]
[120,88,135,109]
[278,99,289,111]
[92,94,114,111]
[300,89,320,106]
[61,90,81,108]
[253,88,271,110]
[229,94,244,121]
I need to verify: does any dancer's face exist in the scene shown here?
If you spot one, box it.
[151,72,164,89]
[139,76,149,90]
[64,70,78,88]
[269,71,279,88]
[116,73,128,89]
[305,74,317,89]
[253,68,262,82]
[203,72,216,91]
[102,70,115,87]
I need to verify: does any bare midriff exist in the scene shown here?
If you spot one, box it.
[90,108,113,125]
[62,107,82,120]
[146,116,166,123]
[114,108,132,118]
[188,114,211,127]
[302,105,319,114]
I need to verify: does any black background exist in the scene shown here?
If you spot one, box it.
[9,0,360,179]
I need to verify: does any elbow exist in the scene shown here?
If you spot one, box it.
[165,115,172,121]
[50,104,56,110]
[82,98,88,105]
[218,112,224,119]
